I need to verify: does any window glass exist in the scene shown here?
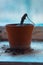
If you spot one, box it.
[0,0,43,26]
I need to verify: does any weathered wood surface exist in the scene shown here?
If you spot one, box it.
[0,41,43,63]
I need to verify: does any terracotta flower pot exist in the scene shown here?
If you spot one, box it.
[6,24,34,49]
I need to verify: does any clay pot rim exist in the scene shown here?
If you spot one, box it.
[6,24,34,27]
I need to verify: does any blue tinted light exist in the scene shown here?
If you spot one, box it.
[0,0,43,26]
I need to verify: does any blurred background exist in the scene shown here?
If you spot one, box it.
[0,0,43,26]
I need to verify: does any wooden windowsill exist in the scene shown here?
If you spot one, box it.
[0,41,43,63]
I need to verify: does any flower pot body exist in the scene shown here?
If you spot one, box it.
[6,24,34,49]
